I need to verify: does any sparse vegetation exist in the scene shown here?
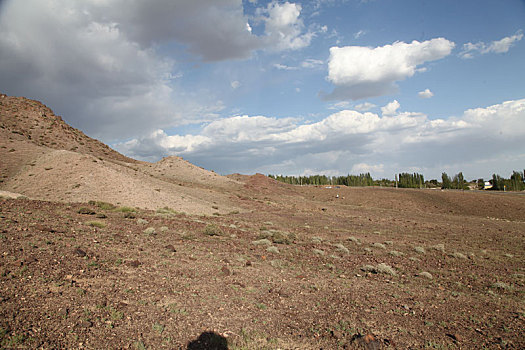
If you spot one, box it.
[85,220,105,228]
[414,246,426,254]
[203,224,223,236]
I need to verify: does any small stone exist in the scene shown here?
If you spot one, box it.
[221,266,231,276]
[73,248,87,257]
[245,260,252,266]
[128,260,140,268]
[165,244,176,252]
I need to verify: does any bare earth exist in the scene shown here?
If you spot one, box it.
[0,95,524,349]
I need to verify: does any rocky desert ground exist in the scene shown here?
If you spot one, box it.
[1,94,524,349]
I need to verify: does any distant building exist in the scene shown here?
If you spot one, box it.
[484,181,493,190]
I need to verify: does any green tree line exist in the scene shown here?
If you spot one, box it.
[269,170,525,191]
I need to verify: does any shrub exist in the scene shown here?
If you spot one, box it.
[450,252,467,259]
[372,242,386,250]
[430,244,446,253]
[266,246,280,254]
[203,224,223,236]
[252,239,271,246]
[78,207,96,215]
[143,227,156,235]
[159,226,169,232]
[311,236,322,243]
[491,282,511,291]
[347,236,359,244]
[115,206,136,213]
[85,221,105,228]
[313,249,325,256]
[418,271,433,279]
[258,230,295,244]
[137,218,148,225]
[156,207,178,216]
[414,246,426,254]
[389,250,405,257]
[361,263,396,275]
[334,243,349,254]
[384,241,393,245]
[88,201,116,210]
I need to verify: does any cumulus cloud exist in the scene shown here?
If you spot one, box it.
[418,89,434,99]
[231,81,241,89]
[258,1,314,51]
[354,102,376,112]
[117,98,525,178]
[324,38,455,100]
[381,100,400,116]
[0,0,313,142]
[460,31,523,59]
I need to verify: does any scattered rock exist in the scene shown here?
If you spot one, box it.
[73,248,87,257]
[350,333,381,349]
[245,260,252,266]
[221,266,231,276]
[446,333,462,342]
[165,244,176,252]
[127,260,140,268]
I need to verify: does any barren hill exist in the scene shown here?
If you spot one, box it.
[0,94,243,214]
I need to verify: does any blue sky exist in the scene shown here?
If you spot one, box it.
[0,0,524,180]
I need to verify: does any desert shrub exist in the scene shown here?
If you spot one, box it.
[159,226,169,232]
[78,207,96,215]
[115,206,136,213]
[137,218,148,225]
[418,271,433,279]
[334,243,349,254]
[156,207,178,216]
[311,236,323,243]
[88,201,116,210]
[389,250,405,257]
[384,241,393,245]
[372,242,386,250]
[414,246,426,254]
[361,263,396,275]
[376,263,396,275]
[85,221,105,228]
[266,246,280,254]
[313,249,325,256]
[491,282,512,291]
[364,247,372,253]
[252,238,271,246]
[430,243,446,253]
[203,224,223,236]
[258,229,295,244]
[347,236,360,244]
[143,227,156,235]
[450,252,467,259]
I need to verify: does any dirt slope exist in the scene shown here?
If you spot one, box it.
[0,94,242,214]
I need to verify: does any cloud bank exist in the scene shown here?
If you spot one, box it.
[117,98,525,179]
[460,31,523,59]
[324,38,455,100]
[0,0,312,142]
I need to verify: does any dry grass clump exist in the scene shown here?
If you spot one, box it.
[491,282,512,291]
[311,236,322,243]
[266,246,280,254]
[430,243,445,253]
[361,263,396,276]
[313,249,325,256]
[143,227,156,235]
[414,246,426,254]
[115,206,136,213]
[156,207,179,216]
[203,224,223,236]
[85,221,105,228]
[258,229,295,244]
[137,218,148,225]
[450,252,467,259]
[334,243,349,254]
[88,200,116,210]
[252,238,271,246]
[389,250,405,257]
[418,271,433,279]
[372,242,386,250]
[347,236,360,244]
[159,226,169,232]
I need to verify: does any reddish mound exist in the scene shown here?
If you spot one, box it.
[0,93,134,163]
[243,173,296,195]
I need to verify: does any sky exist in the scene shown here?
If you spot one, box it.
[0,0,524,180]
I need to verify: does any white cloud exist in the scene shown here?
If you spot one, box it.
[117,98,525,178]
[324,38,455,100]
[418,88,434,99]
[259,1,314,51]
[354,30,366,39]
[354,102,376,112]
[273,63,298,70]
[460,31,523,59]
[351,163,384,174]
[231,80,241,89]
[381,100,400,116]
[301,58,324,68]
